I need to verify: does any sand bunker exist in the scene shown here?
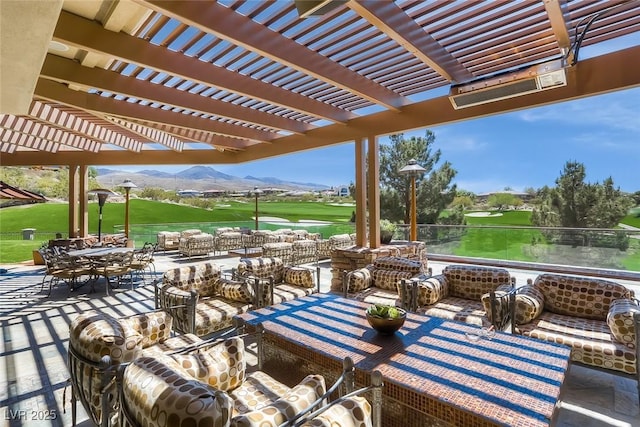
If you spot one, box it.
[464,211,504,217]
[257,216,331,226]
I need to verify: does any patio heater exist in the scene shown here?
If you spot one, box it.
[88,188,116,242]
[121,179,137,239]
[253,187,263,230]
[399,159,426,241]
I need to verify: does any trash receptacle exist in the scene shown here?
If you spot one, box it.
[22,228,36,240]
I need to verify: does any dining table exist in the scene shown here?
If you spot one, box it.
[67,247,134,296]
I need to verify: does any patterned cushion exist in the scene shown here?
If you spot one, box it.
[219,279,256,303]
[346,267,373,293]
[231,375,326,427]
[518,312,637,375]
[514,285,545,325]
[122,311,173,349]
[421,297,488,327]
[237,257,285,283]
[122,354,233,427]
[480,283,513,325]
[372,256,421,274]
[444,265,511,300]
[300,396,372,427]
[171,337,246,392]
[192,298,251,337]
[371,269,415,291]
[606,299,639,347]
[230,371,292,415]
[162,262,221,297]
[533,274,632,320]
[284,266,315,288]
[415,276,448,306]
[272,284,316,305]
[69,311,143,363]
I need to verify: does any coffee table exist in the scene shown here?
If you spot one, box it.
[227,247,263,258]
[238,293,571,427]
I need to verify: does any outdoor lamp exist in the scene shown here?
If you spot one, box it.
[121,179,137,239]
[253,187,263,230]
[399,159,426,241]
[88,188,116,242]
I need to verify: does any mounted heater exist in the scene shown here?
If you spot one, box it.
[449,59,568,109]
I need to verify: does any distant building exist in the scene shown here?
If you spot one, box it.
[177,189,202,198]
[202,190,226,198]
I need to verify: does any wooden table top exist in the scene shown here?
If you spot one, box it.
[238,293,571,427]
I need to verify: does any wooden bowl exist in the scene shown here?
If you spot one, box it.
[366,308,406,335]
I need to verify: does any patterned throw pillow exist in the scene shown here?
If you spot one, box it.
[123,354,233,427]
[218,279,255,304]
[606,299,639,347]
[300,396,372,427]
[346,268,372,293]
[415,276,448,306]
[514,285,545,325]
[171,337,246,392]
[232,374,326,427]
[123,311,173,349]
[283,267,315,288]
[481,283,513,324]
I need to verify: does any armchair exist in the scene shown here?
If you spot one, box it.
[156,231,180,251]
[343,256,424,309]
[67,310,202,427]
[236,256,318,306]
[156,261,260,336]
[118,328,383,427]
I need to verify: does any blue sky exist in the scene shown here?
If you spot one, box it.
[121,86,639,194]
[115,35,640,194]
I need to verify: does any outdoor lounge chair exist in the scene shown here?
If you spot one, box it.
[117,324,384,427]
[67,310,204,427]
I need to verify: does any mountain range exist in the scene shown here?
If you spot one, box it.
[95,166,331,191]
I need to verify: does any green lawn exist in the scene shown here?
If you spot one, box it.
[0,199,356,263]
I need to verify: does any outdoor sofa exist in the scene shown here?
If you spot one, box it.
[178,232,215,258]
[511,273,640,397]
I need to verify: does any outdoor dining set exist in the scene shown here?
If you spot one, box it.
[39,241,157,296]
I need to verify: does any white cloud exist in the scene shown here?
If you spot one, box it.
[518,88,640,132]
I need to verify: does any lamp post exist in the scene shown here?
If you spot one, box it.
[399,159,426,241]
[253,187,263,230]
[88,189,116,242]
[121,179,137,239]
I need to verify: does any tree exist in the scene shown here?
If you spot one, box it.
[379,131,458,224]
[487,193,522,211]
[450,195,474,210]
[532,161,633,229]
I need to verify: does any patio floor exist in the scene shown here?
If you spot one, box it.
[0,252,638,426]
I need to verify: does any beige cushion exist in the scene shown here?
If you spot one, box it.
[231,374,326,427]
[415,276,448,306]
[606,299,639,346]
[300,396,372,427]
[514,285,545,325]
[534,274,632,320]
[284,266,315,288]
[219,279,256,303]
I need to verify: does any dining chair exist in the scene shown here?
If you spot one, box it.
[130,242,157,285]
[91,251,134,295]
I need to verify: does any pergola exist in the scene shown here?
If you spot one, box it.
[1,0,639,245]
